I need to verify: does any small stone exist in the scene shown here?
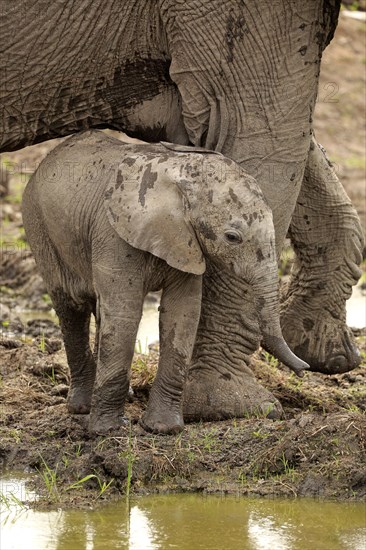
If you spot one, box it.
[50,384,69,397]
[298,414,314,428]
[45,338,62,354]
[1,204,16,221]
[0,338,23,349]
[0,303,11,323]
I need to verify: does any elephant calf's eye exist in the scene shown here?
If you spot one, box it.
[224,230,243,244]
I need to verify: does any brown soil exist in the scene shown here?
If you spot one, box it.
[0,321,365,507]
[0,13,365,508]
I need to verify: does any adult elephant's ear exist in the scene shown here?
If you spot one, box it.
[104,154,206,275]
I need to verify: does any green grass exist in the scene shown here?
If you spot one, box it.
[7,429,21,443]
[330,153,366,171]
[134,339,148,354]
[252,429,270,440]
[132,355,155,386]
[278,245,294,277]
[343,2,365,11]
[42,294,53,306]
[0,237,29,251]
[38,332,47,354]
[36,455,59,501]
[36,454,115,502]
[193,428,220,454]
[342,156,366,170]
[262,351,279,369]
[0,286,14,296]
[280,453,297,482]
[75,444,83,457]
[66,473,114,499]
[0,491,27,510]
[359,271,366,286]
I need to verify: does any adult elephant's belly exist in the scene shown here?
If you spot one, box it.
[1,58,188,151]
[118,85,189,145]
[89,58,188,144]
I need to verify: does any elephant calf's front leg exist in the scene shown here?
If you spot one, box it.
[141,274,202,434]
[281,138,364,374]
[89,268,143,434]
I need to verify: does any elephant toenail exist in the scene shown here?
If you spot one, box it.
[261,401,283,420]
[326,355,348,373]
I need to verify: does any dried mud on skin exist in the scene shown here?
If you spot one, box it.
[0,317,365,508]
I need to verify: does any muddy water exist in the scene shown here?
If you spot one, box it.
[135,301,159,353]
[0,477,365,550]
[15,299,160,354]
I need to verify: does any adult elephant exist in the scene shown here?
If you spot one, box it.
[0,1,363,421]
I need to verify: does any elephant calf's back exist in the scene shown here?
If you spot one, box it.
[21,136,111,300]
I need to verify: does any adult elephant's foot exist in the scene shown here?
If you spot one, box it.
[183,365,283,422]
[281,304,361,375]
[283,137,364,375]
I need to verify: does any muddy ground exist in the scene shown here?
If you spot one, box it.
[0,13,365,508]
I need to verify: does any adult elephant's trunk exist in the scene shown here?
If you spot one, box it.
[250,263,309,377]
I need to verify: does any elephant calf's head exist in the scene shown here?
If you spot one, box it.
[104,143,309,377]
[180,156,276,279]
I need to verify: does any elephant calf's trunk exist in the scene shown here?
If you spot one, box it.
[251,264,310,377]
[262,333,309,377]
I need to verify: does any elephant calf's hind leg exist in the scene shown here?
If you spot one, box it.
[51,289,96,413]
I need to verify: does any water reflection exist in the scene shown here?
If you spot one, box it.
[1,484,365,550]
[135,301,159,354]
[129,506,158,550]
[11,282,365,352]
[346,284,366,329]
[248,514,293,550]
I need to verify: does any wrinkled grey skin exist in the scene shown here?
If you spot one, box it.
[1,1,364,422]
[22,130,308,434]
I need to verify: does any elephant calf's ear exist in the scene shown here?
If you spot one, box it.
[104,156,206,275]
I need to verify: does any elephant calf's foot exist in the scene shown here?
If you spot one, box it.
[140,407,184,435]
[88,411,129,435]
[281,307,361,374]
[183,368,283,422]
[67,385,93,414]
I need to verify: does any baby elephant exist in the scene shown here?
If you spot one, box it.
[22,130,308,435]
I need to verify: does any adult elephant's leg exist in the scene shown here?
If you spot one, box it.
[281,138,364,374]
[162,1,339,419]
[183,263,284,421]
